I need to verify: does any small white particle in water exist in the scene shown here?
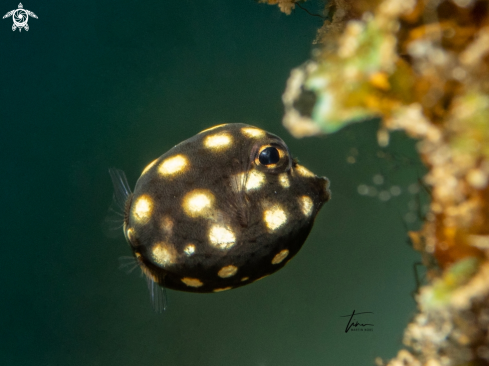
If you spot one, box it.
[367,186,378,197]
[390,186,402,196]
[379,191,391,201]
[346,156,356,164]
[408,200,418,211]
[408,183,420,194]
[357,184,369,195]
[377,129,389,147]
[404,212,417,223]
[373,174,384,185]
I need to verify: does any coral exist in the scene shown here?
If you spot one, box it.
[259,0,299,15]
[276,0,489,363]
[386,260,489,365]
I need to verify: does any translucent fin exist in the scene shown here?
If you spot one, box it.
[226,156,252,228]
[118,256,139,274]
[146,277,168,313]
[109,168,132,211]
[102,168,132,238]
[118,256,168,312]
[229,172,250,227]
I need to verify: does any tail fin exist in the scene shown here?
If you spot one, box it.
[102,168,132,238]
[105,168,168,312]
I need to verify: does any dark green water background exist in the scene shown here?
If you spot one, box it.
[1,1,423,365]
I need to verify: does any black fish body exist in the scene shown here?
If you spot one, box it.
[111,123,330,295]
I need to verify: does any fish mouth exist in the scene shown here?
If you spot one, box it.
[316,176,331,203]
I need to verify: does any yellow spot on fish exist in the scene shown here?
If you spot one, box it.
[199,124,228,134]
[271,249,289,264]
[279,173,290,188]
[161,216,174,235]
[263,206,287,231]
[204,132,232,150]
[141,159,158,176]
[140,262,158,283]
[241,277,249,282]
[159,155,188,176]
[181,277,203,288]
[295,165,315,178]
[182,189,215,217]
[152,242,177,266]
[209,225,236,250]
[232,170,266,192]
[246,170,265,191]
[183,244,196,256]
[218,265,238,278]
[241,127,265,138]
[299,196,314,217]
[133,195,153,223]
[213,287,232,292]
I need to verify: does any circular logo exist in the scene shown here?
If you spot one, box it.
[12,9,27,28]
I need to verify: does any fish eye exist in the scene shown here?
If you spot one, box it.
[259,147,280,165]
[254,143,290,172]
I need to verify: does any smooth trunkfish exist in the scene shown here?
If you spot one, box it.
[107,123,330,310]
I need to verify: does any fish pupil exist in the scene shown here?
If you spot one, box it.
[259,147,280,165]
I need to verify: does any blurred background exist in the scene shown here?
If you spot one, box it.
[0,0,425,365]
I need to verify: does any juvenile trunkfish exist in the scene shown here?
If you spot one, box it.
[108,123,330,311]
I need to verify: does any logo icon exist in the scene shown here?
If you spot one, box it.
[3,3,37,32]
